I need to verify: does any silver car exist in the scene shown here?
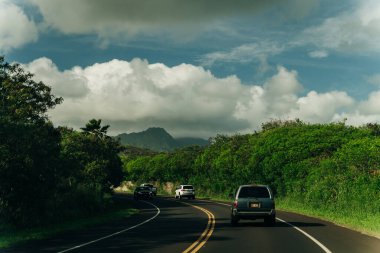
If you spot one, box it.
[231,184,276,226]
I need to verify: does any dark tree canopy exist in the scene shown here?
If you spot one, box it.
[0,57,123,227]
[80,119,110,138]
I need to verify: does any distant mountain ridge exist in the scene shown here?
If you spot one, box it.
[116,127,209,151]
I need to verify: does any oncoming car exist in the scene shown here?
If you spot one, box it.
[230,184,276,226]
[133,186,153,200]
[175,185,195,199]
[140,183,157,196]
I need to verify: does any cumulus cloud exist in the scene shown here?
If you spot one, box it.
[333,90,380,126]
[0,0,38,52]
[289,91,354,122]
[301,0,380,54]
[357,91,380,114]
[26,57,250,137]
[29,0,318,41]
[232,67,353,126]
[23,57,380,138]
[23,58,90,98]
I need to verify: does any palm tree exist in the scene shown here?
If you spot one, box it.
[81,119,110,138]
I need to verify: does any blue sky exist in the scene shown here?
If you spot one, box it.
[2,0,380,138]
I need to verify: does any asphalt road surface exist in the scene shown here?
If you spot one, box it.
[4,195,380,253]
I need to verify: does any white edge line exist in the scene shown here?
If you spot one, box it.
[276,218,332,253]
[57,201,160,253]
[197,199,332,253]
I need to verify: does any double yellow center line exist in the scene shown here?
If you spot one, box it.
[182,203,215,253]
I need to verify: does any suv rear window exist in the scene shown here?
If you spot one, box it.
[183,186,193,189]
[238,186,270,198]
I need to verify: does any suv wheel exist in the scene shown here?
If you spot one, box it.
[231,214,239,226]
[264,215,276,226]
[179,194,182,199]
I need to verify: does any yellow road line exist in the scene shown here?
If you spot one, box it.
[182,203,215,253]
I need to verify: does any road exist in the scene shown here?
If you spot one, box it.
[4,195,380,253]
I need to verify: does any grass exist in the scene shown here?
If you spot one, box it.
[0,207,138,249]
[276,197,380,239]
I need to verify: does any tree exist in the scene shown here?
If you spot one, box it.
[0,57,63,226]
[80,119,110,139]
[61,120,123,191]
[0,56,62,123]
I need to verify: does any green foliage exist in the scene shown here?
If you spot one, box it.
[0,56,62,123]
[0,57,123,227]
[0,120,61,226]
[0,57,63,226]
[80,119,110,139]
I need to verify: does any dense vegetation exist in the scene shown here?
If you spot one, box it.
[0,57,123,227]
[123,120,380,233]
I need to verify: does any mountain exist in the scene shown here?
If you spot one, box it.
[116,127,208,151]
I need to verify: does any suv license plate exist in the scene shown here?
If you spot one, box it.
[250,203,260,208]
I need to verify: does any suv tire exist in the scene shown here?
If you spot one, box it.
[231,214,239,226]
[264,215,276,226]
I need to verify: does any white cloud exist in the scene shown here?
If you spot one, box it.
[23,57,380,138]
[289,91,354,123]
[233,66,352,127]
[358,91,380,114]
[23,57,90,98]
[301,0,380,54]
[333,90,380,126]
[26,57,249,137]
[0,0,38,52]
[308,50,328,58]
[199,42,284,76]
[199,42,283,68]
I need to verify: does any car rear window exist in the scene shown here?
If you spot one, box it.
[238,186,270,198]
[183,186,193,189]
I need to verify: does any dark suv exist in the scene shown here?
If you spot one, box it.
[231,185,276,226]
[133,186,153,200]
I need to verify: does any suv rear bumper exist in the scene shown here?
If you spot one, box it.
[232,209,275,219]
[180,193,195,196]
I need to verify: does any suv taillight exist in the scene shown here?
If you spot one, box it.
[233,200,238,208]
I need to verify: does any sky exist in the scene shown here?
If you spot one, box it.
[2,0,380,138]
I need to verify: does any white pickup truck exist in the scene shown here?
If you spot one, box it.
[140,183,157,196]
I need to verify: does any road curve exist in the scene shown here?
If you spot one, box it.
[4,195,380,253]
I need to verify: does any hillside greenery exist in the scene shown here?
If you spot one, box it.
[0,57,124,228]
[123,120,380,235]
